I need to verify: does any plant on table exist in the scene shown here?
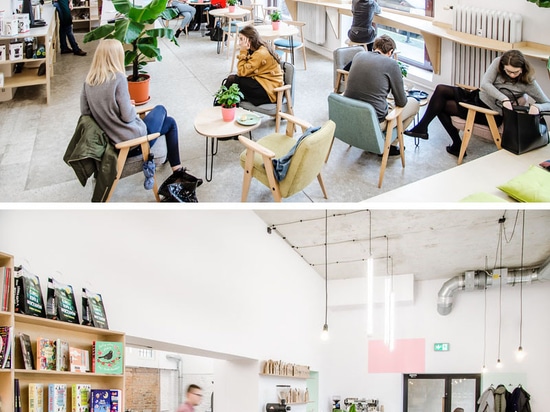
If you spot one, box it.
[227,0,237,6]
[398,60,408,77]
[270,9,281,22]
[83,0,179,82]
[214,83,244,108]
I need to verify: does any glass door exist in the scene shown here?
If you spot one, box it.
[404,374,481,412]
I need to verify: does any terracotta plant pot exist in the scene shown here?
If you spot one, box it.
[228,5,236,12]
[221,105,236,122]
[127,74,150,105]
[271,21,280,30]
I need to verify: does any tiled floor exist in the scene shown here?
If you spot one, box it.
[0,29,500,203]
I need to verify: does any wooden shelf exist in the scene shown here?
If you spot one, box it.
[260,373,310,379]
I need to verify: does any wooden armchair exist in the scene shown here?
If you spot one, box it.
[450,84,502,165]
[240,61,295,132]
[238,112,335,202]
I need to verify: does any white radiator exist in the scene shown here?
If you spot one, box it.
[297,2,325,45]
[452,6,522,87]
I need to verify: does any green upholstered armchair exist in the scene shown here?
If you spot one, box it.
[238,112,336,202]
[327,92,404,188]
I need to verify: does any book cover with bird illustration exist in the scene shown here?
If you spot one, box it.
[92,341,123,374]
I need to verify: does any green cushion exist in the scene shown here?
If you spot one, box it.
[460,192,508,202]
[497,165,550,202]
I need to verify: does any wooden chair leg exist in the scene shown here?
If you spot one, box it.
[485,114,502,149]
[458,109,476,165]
[317,173,328,198]
[241,149,255,202]
[378,129,393,188]
[104,147,129,202]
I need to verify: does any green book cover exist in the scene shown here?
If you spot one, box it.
[93,341,123,374]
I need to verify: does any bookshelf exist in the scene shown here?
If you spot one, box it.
[0,251,126,412]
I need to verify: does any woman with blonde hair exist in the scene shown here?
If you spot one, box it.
[222,25,283,106]
[81,39,201,197]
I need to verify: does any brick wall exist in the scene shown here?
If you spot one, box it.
[126,367,161,412]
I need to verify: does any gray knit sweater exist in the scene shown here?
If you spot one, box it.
[344,51,407,121]
[80,72,147,144]
[480,56,550,114]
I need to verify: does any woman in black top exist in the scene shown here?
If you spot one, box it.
[347,0,381,51]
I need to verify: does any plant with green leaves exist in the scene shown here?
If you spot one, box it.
[398,60,408,77]
[214,83,244,107]
[83,0,179,82]
[270,9,281,22]
[227,0,237,6]
[527,0,550,7]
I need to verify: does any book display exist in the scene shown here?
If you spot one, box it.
[46,279,79,324]
[0,251,125,412]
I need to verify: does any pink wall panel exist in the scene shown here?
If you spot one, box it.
[368,339,425,373]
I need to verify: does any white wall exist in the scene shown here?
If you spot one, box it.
[325,275,550,412]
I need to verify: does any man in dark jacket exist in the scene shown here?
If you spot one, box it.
[54,0,87,56]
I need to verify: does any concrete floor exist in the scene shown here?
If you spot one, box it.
[0,30,499,203]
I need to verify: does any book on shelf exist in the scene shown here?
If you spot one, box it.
[29,383,44,412]
[69,347,90,372]
[92,341,123,374]
[1,267,11,312]
[19,332,35,370]
[71,384,91,412]
[109,390,120,412]
[81,289,109,329]
[89,390,111,412]
[14,378,22,412]
[46,278,79,324]
[56,339,70,371]
[14,266,46,318]
[37,337,56,370]
[0,325,13,369]
[48,384,67,412]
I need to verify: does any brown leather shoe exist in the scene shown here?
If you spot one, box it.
[74,50,87,56]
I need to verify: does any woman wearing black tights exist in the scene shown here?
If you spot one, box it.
[405,49,550,157]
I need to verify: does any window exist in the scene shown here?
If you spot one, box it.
[377,0,434,71]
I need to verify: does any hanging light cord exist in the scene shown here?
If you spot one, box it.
[519,211,525,348]
[369,210,372,256]
[324,210,328,327]
[497,219,504,363]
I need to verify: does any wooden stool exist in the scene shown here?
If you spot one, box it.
[345,38,368,51]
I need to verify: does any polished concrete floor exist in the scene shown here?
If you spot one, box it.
[0,30,499,203]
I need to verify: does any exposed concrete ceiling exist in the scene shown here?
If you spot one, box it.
[254,209,550,282]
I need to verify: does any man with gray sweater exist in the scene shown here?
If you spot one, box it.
[344,34,419,155]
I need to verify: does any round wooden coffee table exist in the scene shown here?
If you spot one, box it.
[194,106,262,181]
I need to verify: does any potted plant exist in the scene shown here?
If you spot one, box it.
[270,9,281,30]
[83,0,178,104]
[227,0,237,12]
[397,60,409,77]
[214,83,244,121]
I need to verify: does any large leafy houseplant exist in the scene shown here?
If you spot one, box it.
[527,0,550,7]
[83,0,178,82]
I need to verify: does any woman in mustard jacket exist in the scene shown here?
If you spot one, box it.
[224,25,283,106]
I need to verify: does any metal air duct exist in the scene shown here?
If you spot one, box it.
[437,255,550,315]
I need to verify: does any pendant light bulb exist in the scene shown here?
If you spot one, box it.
[496,358,503,368]
[516,346,526,361]
[481,365,488,374]
[321,324,329,341]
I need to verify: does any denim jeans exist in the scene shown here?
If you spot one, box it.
[172,0,196,28]
[141,105,181,167]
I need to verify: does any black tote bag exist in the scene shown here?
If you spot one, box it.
[501,105,549,155]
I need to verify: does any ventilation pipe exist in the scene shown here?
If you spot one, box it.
[437,255,550,315]
[166,354,184,405]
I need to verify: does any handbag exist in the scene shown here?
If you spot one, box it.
[501,105,549,155]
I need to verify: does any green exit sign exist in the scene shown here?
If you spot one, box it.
[434,343,450,352]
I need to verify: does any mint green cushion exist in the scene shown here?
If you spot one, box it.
[460,192,508,202]
[497,166,550,202]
